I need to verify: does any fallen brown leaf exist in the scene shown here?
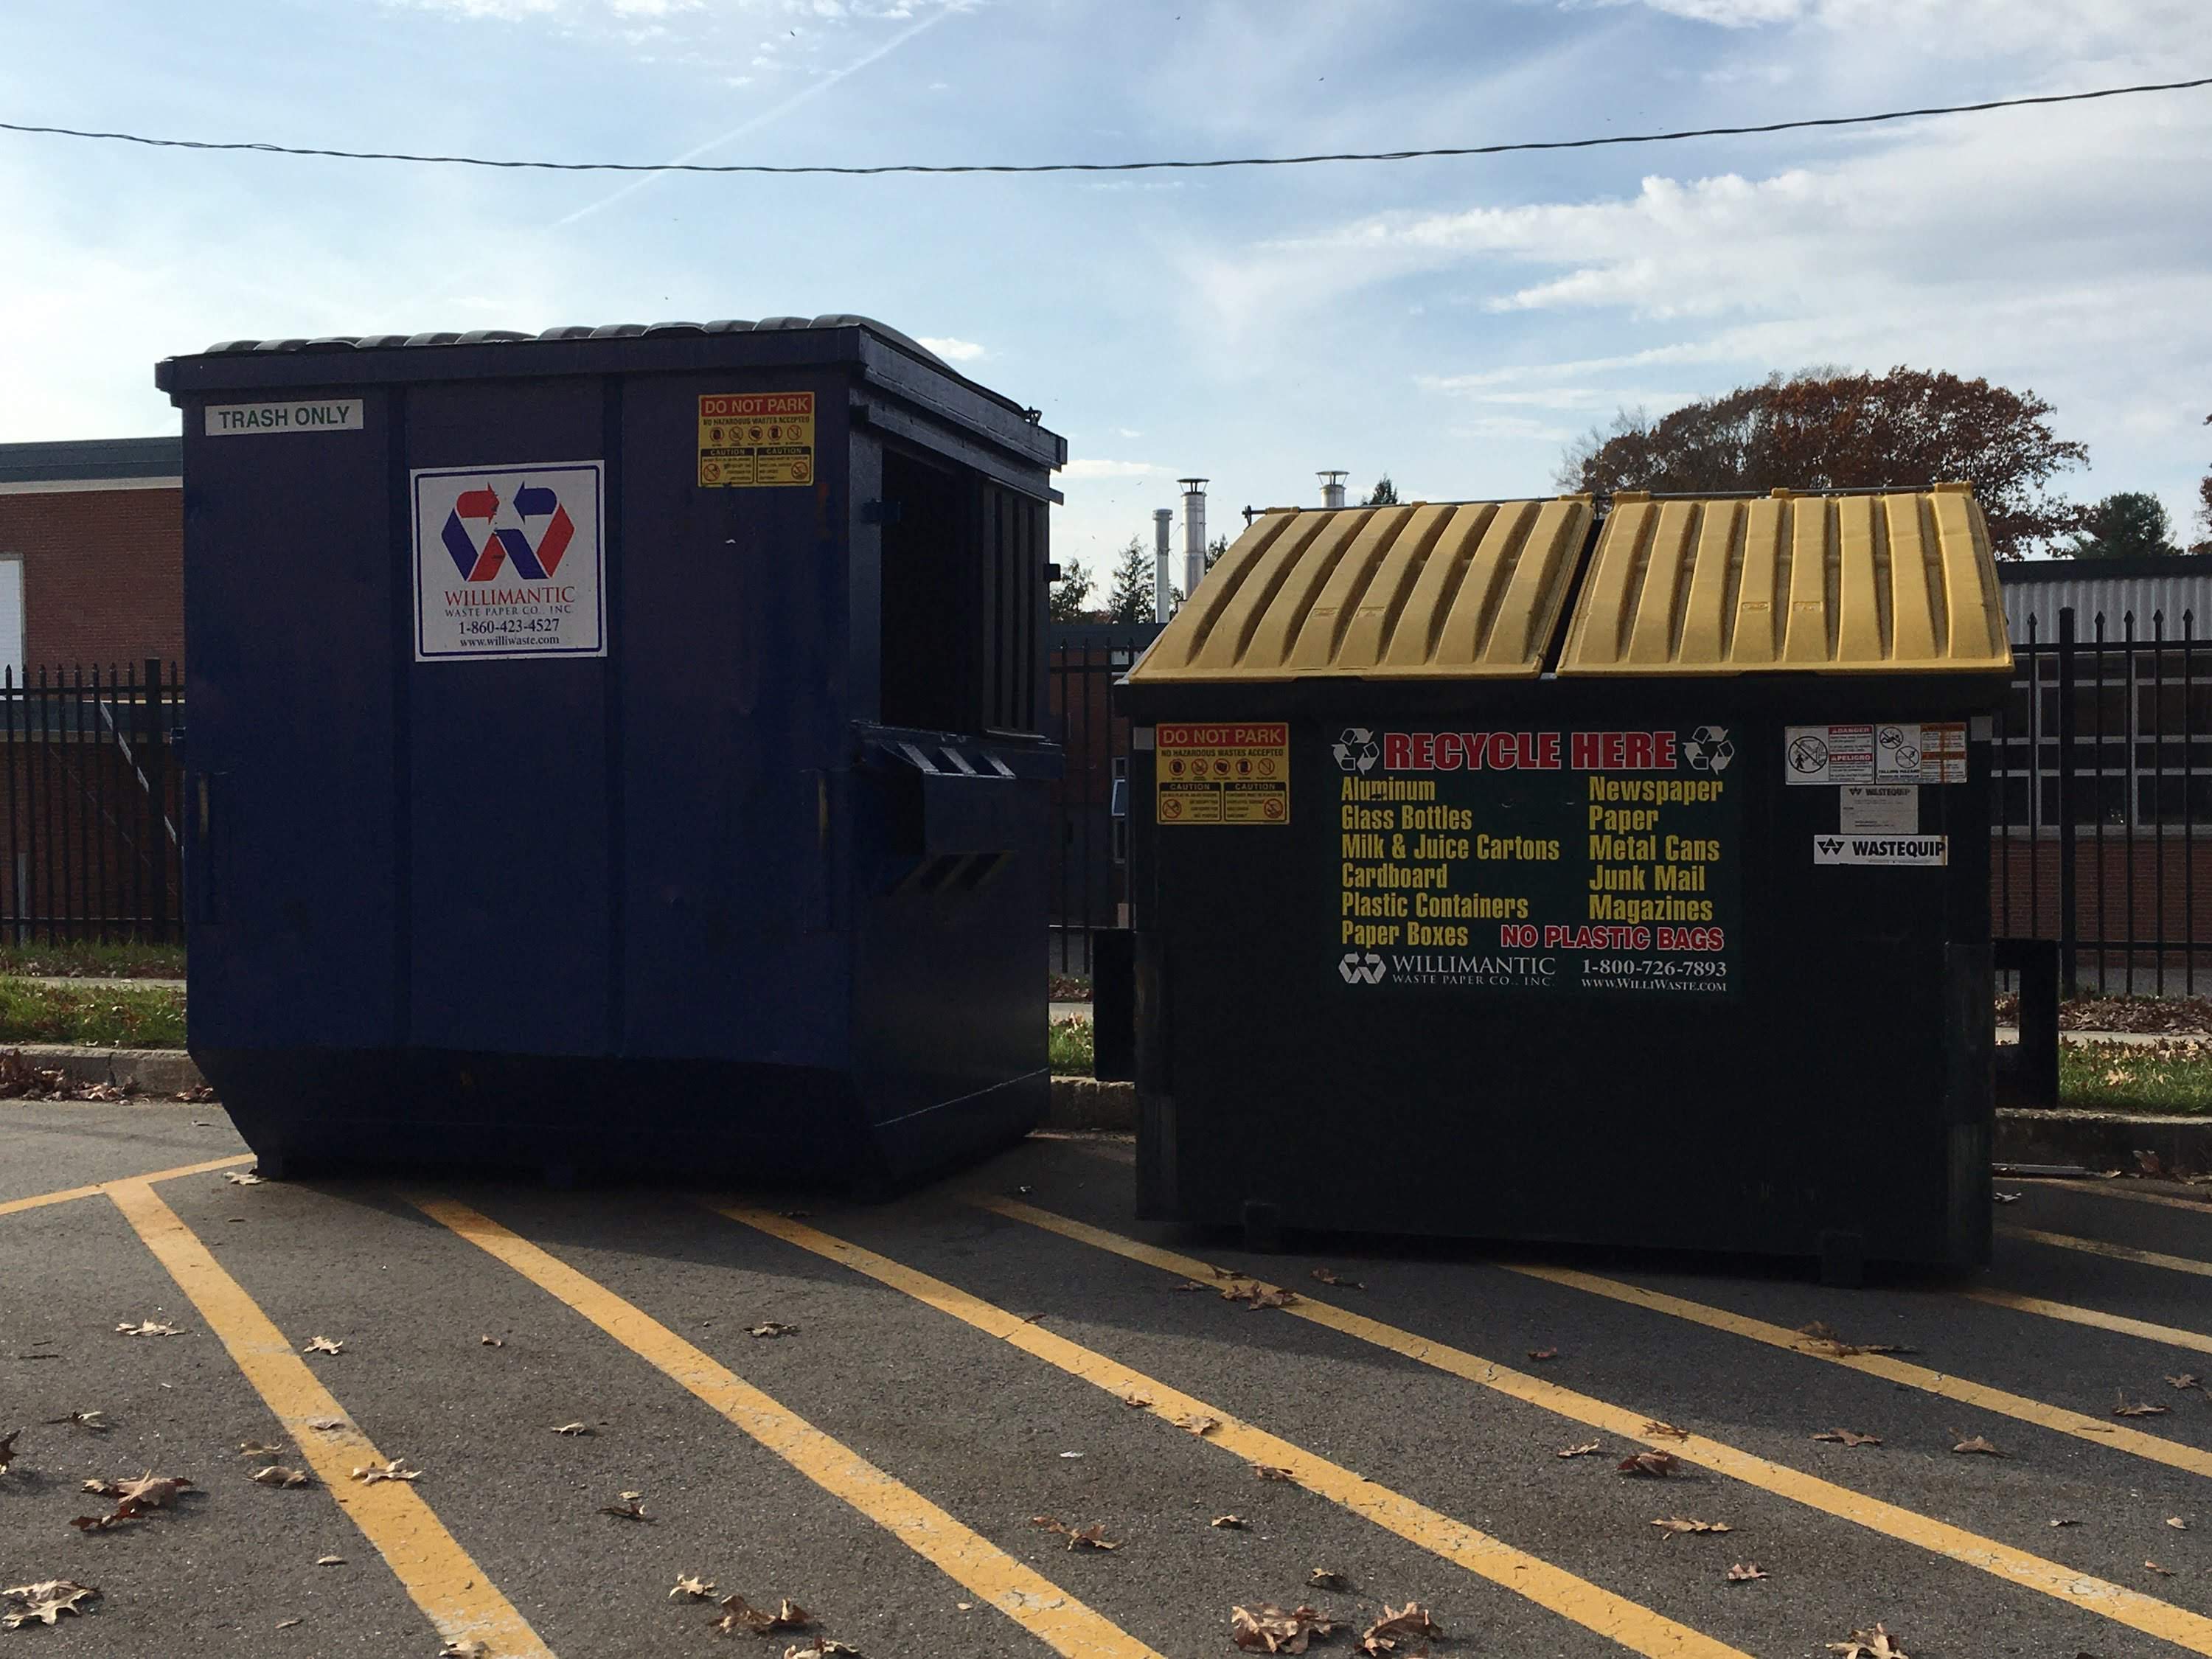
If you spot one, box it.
[1358,1601,1440,1654]
[1618,1450,1680,1478]
[275,1619,302,1630]
[1121,1392,1153,1410]
[1652,1517,1732,1536]
[551,1422,594,1436]
[782,1642,861,1658]
[237,1441,285,1458]
[1255,1464,1297,1483]
[1170,1279,1211,1293]
[1210,1514,1248,1529]
[249,1465,311,1488]
[302,1336,344,1356]
[479,1335,504,1347]
[316,1556,344,1567]
[1992,1191,2021,1203]
[224,1171,264,1186]
[89,1472,192,1511]
[1528,1348,1559,1362]
[305,1416,345,1432]
[714,1595,812,1635]
[1310,1268,1364,1289]
[2168,1517,2191,1531]
[1826,1623,1911,1658]
[2051,1517,2081,1527]
[2114,1393,2170,1418]
[600,1498,652,1522]
[439,1642,487,1658]
[351,1458,420,1484]
[0,1427,16,1475]
[669,1575,717,1600]
[1812,1429,1882,1447]
[1222,1284,1300,1311]
[1724,1562,1766,1582]
[41,1411,108,1432]
[1308,1568,1349,1590]
[2147,1560,2176,1576]
[1175,1413,1221,1437]
[69,1511,135,1534]
[114,1320,184,1338]
[748,1322,799,1338]
[1230,1603,1336,1654]
[1641,1420,1689,1440]
[2167,1374,2205,1391]
[1,1580,100,1630]
[1029,1515,1120,1551]
[1952,1435,2006,1458]
[1557,1441,1603,1459]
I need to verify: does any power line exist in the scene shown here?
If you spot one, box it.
[1,74,2207,178]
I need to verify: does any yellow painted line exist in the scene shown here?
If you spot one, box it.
[0,1154,254,1218]
[721,1205,1744,1659]
[1507,1262,2212,1484]
[1964,1287,2212,1358]
[2021,1180,2212,1217]
[2005,1224,2212,1280]
[105,1179,550,1658]
[978,1197,2212,1657]
[408,1194,1164,1659]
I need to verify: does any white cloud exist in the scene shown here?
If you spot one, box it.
[1115,428,1144,438]
[1449,416,1577,442]
[1062,459,1162,479]
[918,335,987,361]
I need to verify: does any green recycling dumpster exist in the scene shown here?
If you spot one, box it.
[1122,484,2009,1273]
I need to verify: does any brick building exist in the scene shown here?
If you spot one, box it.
[0,437,184,675]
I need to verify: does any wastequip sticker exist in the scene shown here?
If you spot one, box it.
[1329,724,1738,997]
[698,392,815,487]
[1156,723,1289,824]
[411,462,605,661]
[1813,835,1948,867]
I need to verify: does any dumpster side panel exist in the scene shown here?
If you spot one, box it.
[182,390,400,1053]
[402,378,613,1057]
[615,369,852,1068]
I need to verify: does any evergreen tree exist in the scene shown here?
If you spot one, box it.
[2067,492,2179,560]
[1048,554,1097,622]
[1364,475,1400,507]
[1105,536,1155,623]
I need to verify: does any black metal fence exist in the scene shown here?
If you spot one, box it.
[0,662,184,943]
[1994,607,2212,995]
[1047,624,1161,978]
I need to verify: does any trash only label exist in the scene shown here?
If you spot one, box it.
[204,400,363,437]
[1812,835,1948,867]
[1327,724,1738,996]
[698,392,815,487]
[1786,722,1966,785]
[1157,723,1289,824]
[411,462,605,661]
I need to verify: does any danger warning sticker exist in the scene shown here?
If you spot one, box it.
[698,392,815,488]
[1786,721,1966,785]
[1156,722,1290,825]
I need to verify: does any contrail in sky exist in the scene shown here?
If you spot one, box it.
[553,7,956,227]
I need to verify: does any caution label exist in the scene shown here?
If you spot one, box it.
[698,392,815,487]
[1786,720,1966,785]
[1156,722,1290,825]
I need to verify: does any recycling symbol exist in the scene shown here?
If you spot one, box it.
[1683,725,1734,773]
[1332,726,1380,775]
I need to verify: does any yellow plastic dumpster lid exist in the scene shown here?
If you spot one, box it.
[1557,484,2011,676]
[1125,497,1596,683]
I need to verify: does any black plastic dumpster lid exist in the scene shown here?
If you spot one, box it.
[1557,484,2011,676]
[1126,498,1595,684]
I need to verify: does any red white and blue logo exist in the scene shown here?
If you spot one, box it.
[441,481,576,583]
[411,460,605,662]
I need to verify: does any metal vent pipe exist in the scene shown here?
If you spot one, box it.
[1152,508,1173,620]
[1319,470,1347,509]
[1178,478,1208,605]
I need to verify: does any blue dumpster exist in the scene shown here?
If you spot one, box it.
[155,316,1065,1183]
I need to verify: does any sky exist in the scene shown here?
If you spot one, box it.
[3,0,2208,580]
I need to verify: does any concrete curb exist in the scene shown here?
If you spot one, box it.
[1047,1076,1135,1131]
[1997,1107,2212,1173]
[9,1043,205,1097]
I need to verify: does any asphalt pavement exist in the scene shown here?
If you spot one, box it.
[6,1103,2212,1658]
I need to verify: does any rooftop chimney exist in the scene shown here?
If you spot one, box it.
[1319,470,1348,510]
[1178,479,1208,607]
[1152,508,1174,620]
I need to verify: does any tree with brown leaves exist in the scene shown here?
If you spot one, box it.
[1557,367,2089,558]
